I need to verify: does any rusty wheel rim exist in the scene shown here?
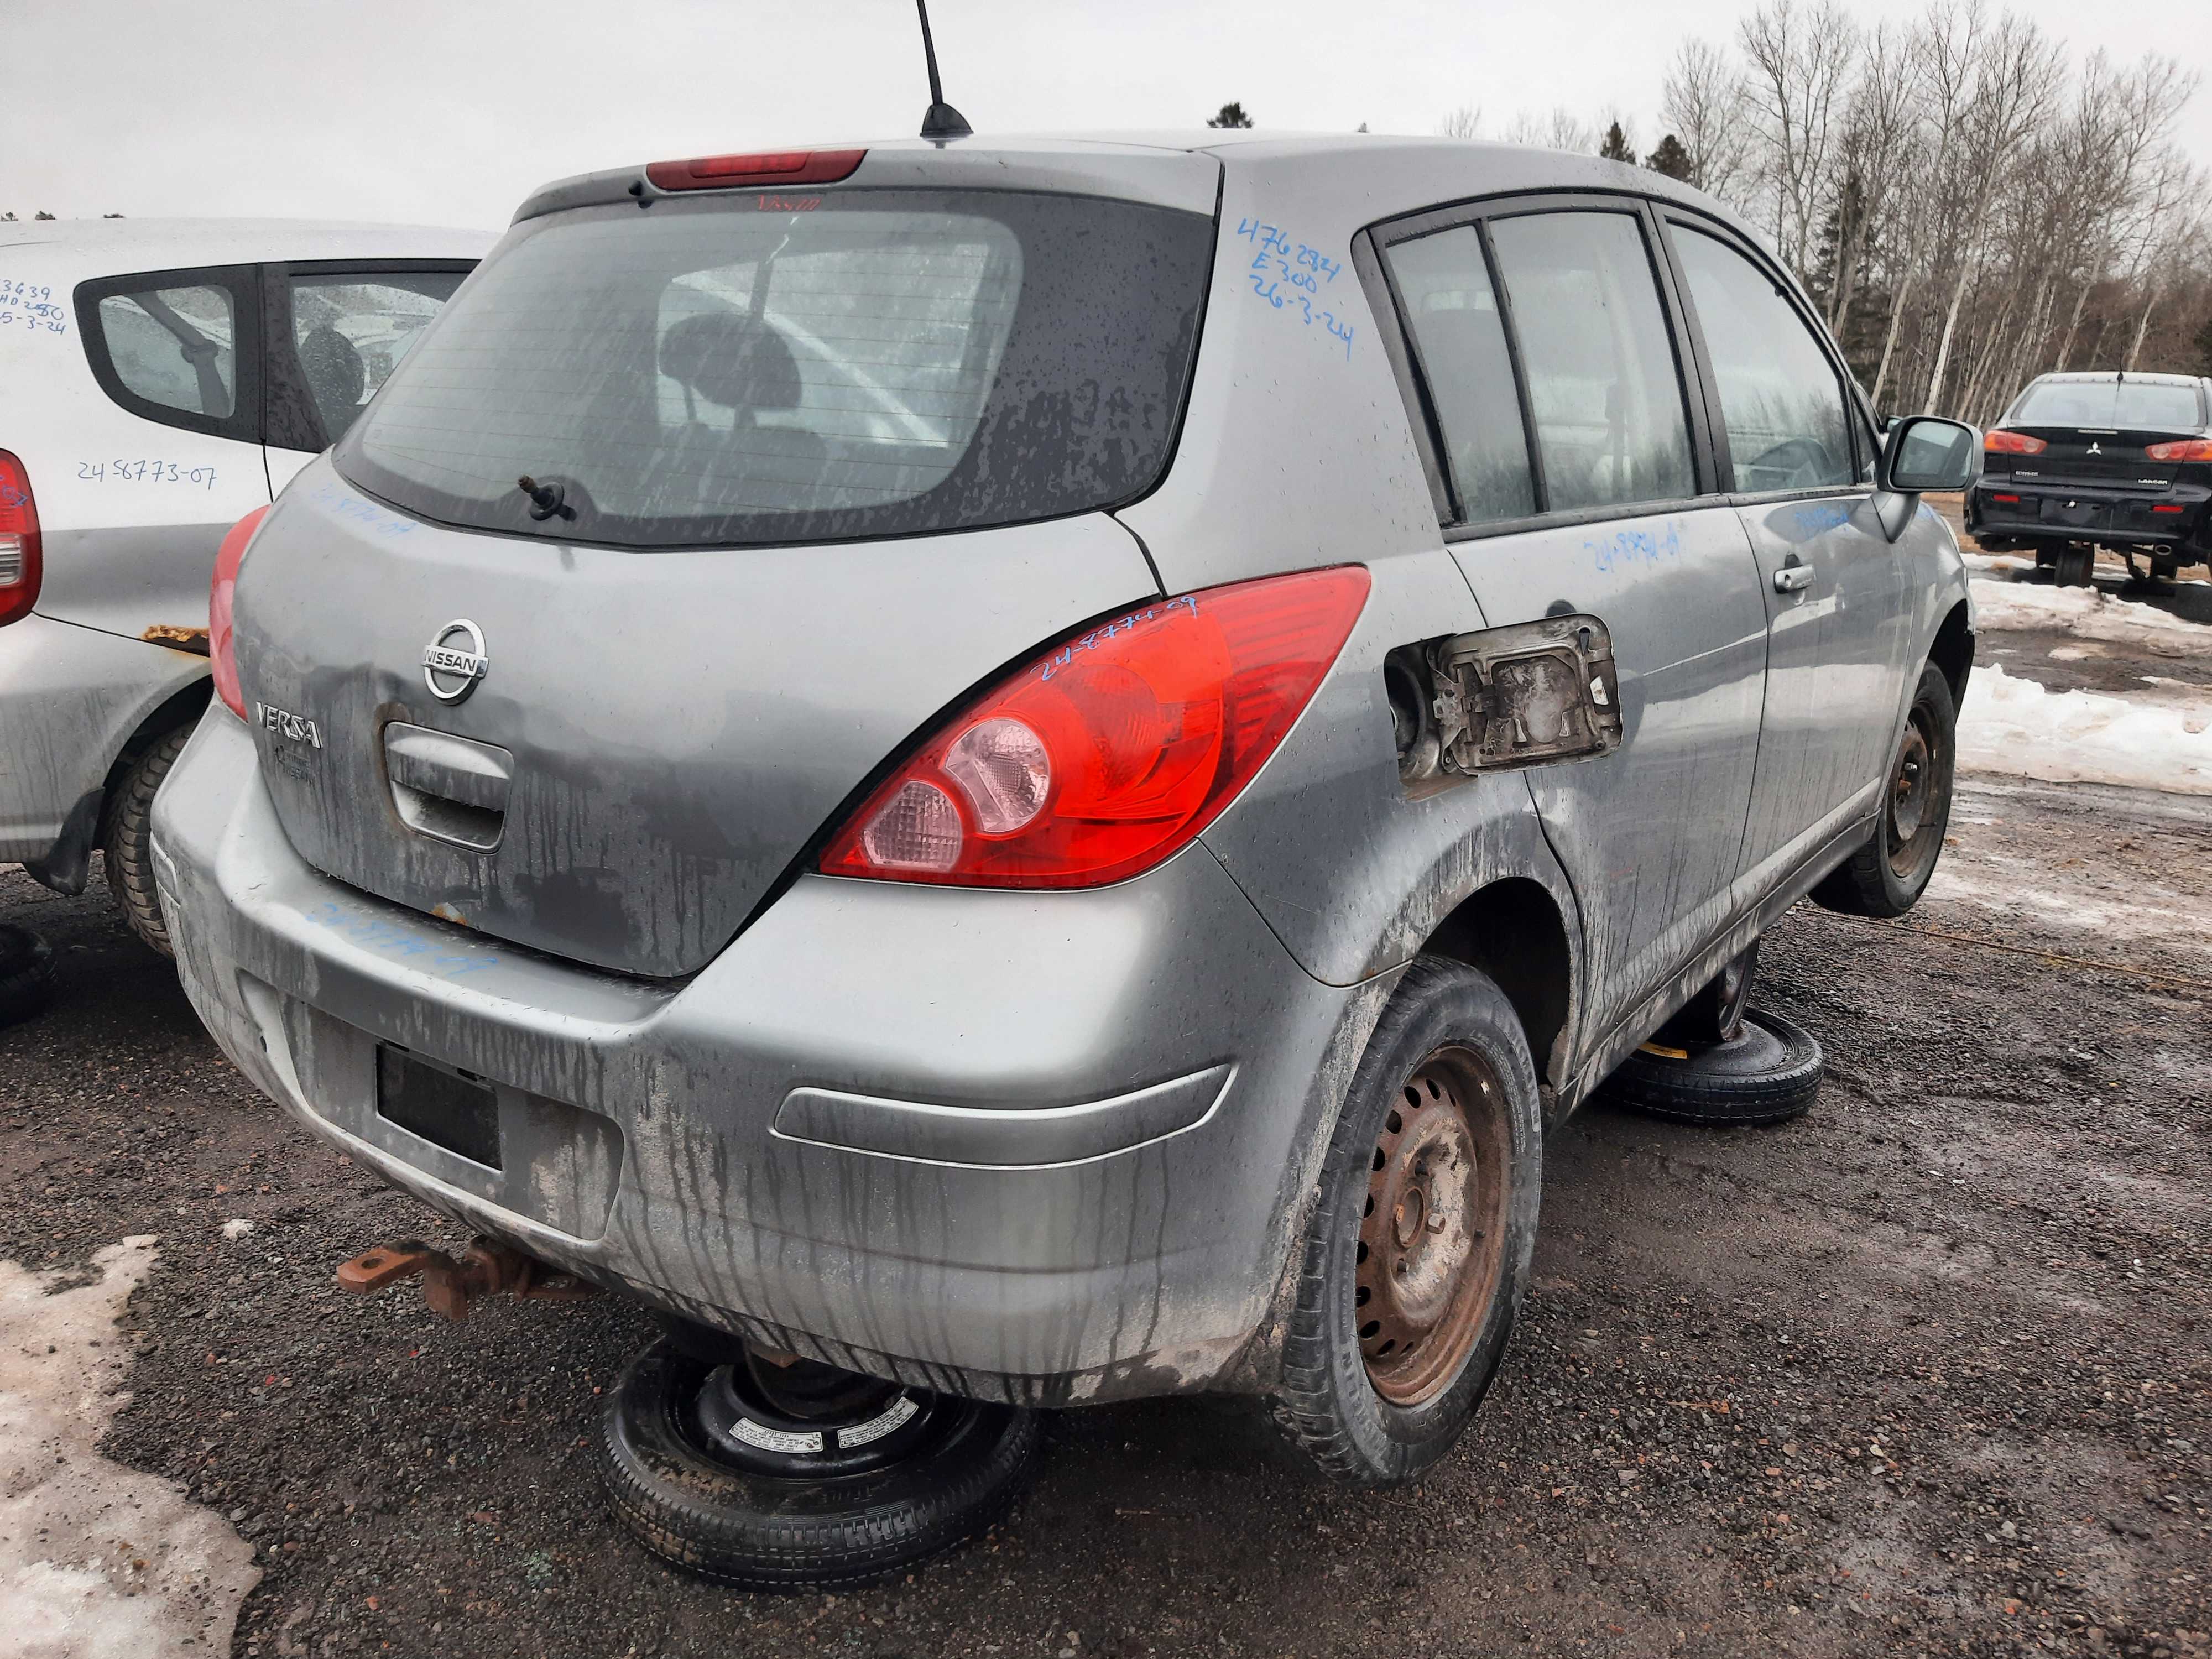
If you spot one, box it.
[1355,1046,1510,1406]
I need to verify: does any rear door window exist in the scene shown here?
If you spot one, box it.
[76,265,259,442]
[338,191,1213,549]
[1484,212,1698,513]
[1385,227,1536,525]
[1670,224,1858,493]
[282,271,468,447]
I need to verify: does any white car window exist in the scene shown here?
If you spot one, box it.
[289,274,466,441]
[96,284,236,418]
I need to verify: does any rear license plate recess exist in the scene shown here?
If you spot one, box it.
[376,1046,502,1170]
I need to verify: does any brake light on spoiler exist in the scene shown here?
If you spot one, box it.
[643,149,867,192]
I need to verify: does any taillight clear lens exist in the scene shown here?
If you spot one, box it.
[942,717,1052,833]
[1984,430,2047,455]
[2145,438,2212,462]
[0,449,40,628]
[821,567,1371,889]
[210,504,272,718]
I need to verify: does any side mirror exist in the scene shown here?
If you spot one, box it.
[1871,415,1981,541]
[1882,415,1981,493]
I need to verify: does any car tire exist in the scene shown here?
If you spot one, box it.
[1267,956,1542,1488]
[1595,1007,1821,1127]
[1811,663,1957,919]
[1657,940,1759,1046]
[599,1338,1040,1591]
[2053,545,2095,588]
[102,725,191,959]
[0,924,59,1028]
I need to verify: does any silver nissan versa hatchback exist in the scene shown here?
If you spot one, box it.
[154,132,1981,1569]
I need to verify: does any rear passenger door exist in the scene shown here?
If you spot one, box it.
[1372,196,1769,1057]
[261,262,475,491]
[1657,215,1903,886]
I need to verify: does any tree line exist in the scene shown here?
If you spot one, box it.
[1439,0,2212,420]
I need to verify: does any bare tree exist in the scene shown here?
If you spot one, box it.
[1738,0,1863,270]
[1661,38,1755,199]
[1500,108,1600,153]
[1438,105,1483,140]
[1919,9,2063,411]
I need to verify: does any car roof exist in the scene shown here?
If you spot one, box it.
[2026,369,2205,388]
[517,131,1735,239]
[0,217,495,281]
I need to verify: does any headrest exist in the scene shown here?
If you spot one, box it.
[659,310,802,412]
[298,324,367,411]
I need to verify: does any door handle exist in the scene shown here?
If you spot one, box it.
[1772,564,1814,593]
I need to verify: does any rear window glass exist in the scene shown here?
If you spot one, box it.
[337,190,1214,548]
[2010,379,2204,431]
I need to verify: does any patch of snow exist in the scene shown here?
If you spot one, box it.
[1973,575,2212,659]
[0,1238,258,1658]
[1962,551,2038,575]
[1958,662,2212,794]
[1970,576,2209,656]
[218,1219,253,1241]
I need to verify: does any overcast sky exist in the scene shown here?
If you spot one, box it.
[4,0,2206,232]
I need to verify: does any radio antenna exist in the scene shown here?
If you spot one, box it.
[915,1,972,140]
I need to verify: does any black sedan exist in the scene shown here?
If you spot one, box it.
[1966,371,2212,587]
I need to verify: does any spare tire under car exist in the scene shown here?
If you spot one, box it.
[598,1338,1041,1591]
[1595,1006,1823,1128]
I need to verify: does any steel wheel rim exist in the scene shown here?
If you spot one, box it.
[1355,1046,1510,1406]
[1885,708,1943,879]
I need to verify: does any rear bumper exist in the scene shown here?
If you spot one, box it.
[1968,482,2210,554]
[153,708,1381,1405]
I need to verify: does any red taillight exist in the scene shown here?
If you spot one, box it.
[821,568,1373,889]
[1984,430,2047,455]
[1990,493,2021,504]
[209,505,272,719]
[2145,438,2212,462]
[2151,503,2186,514]
[0,450,40,628]
[644,148,866,192]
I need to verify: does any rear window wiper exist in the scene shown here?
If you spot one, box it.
[516,474,577,523]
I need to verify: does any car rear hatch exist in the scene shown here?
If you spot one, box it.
[230,145,1220,978]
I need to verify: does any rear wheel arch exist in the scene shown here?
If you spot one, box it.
[96,677,213,842]
[1420,877,1575,1097]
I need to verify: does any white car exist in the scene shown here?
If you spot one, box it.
[0,218,490,952]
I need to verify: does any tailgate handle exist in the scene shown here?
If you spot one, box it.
[384,724,512,851]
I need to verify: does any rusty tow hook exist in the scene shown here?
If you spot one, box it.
[334,1237,601,1323]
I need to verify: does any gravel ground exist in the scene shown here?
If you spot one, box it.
[1,653,2207,1659]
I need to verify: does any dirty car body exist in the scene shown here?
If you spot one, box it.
[0,218,488,901]
[154,135,1974,1405]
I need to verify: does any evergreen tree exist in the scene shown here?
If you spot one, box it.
[1644,134,1695,181]
[1207,102,1254,129]
[1598,121,1635,162]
